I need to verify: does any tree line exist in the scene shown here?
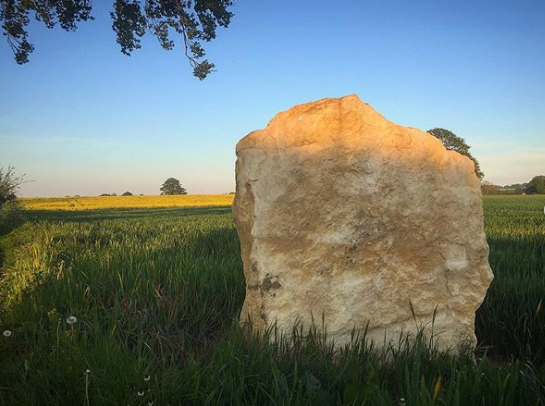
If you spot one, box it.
[99,177,188,196]
[482,176,545,195]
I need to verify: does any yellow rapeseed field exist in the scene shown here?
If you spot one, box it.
[18,194,235,211]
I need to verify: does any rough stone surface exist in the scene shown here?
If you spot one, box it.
[233,95,493,351]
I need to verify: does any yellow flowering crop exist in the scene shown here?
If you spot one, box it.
[18,194,235,211]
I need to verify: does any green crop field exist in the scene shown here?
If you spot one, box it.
[0,195,544,405]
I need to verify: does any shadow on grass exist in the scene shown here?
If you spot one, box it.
[475,234,545,364]
[0,209,244,360]
[3,205,545,404]
[24,206,233,223]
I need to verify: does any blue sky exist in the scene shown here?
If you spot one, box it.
[1,0,544,196]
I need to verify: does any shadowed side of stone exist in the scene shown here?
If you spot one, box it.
[233,94,493,352]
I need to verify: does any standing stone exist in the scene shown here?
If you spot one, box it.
[233,95,493,351]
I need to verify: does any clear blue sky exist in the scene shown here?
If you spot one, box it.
[1,0,544,196]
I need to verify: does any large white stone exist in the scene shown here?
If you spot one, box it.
[233,95,493,351]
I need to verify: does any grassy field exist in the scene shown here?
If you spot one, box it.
[0,195,544,405]
[18,194,235,211]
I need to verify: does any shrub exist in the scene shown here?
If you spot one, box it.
[0,166,25,234]
[0,201,24,234]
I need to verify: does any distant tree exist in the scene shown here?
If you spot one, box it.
[122,191,133,196]
[160,178,187,195]
[481,181,500,195]
[525,176,545,194]
[0,0,234,79]
[505,182,529,190]
[100,193,110,196]
[427,128,484,180]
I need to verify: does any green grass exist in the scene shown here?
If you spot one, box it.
[476,196,545,362]
[0,198,544,405]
